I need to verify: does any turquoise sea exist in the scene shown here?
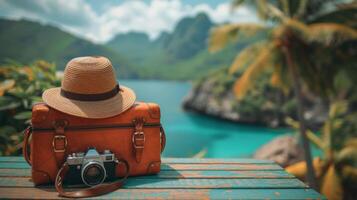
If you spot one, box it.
[122,80,295,158]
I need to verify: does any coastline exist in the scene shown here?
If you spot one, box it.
[181,69,328,129]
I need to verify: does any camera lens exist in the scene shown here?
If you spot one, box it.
[81,162,106,186]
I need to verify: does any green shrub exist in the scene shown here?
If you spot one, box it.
[0,60,60,155]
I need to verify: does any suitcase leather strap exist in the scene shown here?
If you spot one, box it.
[53,120,68,168]
[55,158,130,198]
[23,123,167,166]
[23,126,32,166]
[132,118,145,163]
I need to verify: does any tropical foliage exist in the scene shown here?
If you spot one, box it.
[191,66,305,128]
[0,60,60,155]
[210,0,357,99]
[209,0,357,197]
[286,100,357,199]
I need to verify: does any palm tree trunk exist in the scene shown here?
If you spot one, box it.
[282,45,318,190]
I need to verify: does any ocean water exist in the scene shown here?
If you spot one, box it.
[121,80,291,158]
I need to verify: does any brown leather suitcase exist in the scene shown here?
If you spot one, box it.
[23,101,165,197]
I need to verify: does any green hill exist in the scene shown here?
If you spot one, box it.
[162,13,213,61]
[107,32,159,68]
[106,13,257,80]
[0,19,135,78]
[0,13,261,80]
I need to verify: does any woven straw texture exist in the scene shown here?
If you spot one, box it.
[42,56,136,118]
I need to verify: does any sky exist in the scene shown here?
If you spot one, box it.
[0,0,258,43]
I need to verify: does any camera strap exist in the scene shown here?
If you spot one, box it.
[55,158,130,198]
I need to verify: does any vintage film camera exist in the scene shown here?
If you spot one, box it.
[65,148,117,186]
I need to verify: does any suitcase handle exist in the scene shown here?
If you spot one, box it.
[22,126,32,166]
[55,158,130,198]
[160,125,166,153]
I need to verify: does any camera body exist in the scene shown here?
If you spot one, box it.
[65,148,116,186]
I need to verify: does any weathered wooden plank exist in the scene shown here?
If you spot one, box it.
[0,177,307,189]
[0,188,325,199]
[0,162,282,171]
[0,169,30,177]
[161,163,282,171]
[0,157,325,199]
[0,157,274,164]
[0,157,24,162]
[0,162,29,169]
[0,169,293,179]
[162,158,274,164]
[142,170,293,179]
[125,178,307,189]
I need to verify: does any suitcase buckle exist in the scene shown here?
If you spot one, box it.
[52,135,67,153]
[132,131,145,149]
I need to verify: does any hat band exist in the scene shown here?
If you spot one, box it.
[60,84,120,101]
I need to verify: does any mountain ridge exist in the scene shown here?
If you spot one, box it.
[0,13,257,80]
[106,12,249,80]
[0,18,135,78]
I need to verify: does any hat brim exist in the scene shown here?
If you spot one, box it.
[42,85,136,119]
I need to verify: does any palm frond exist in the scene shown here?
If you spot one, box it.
[255,0,269,20]
[266,2,288,22]
[281,19,357,46]
[270,71,280,87]
[295,0,308,19]
[0,80,16,96]
[306,129,325,150]
[277,0,308,18]
[278,19,310,38]
[285,117,324,150]
[279,0,290,17]
[310,4,357,28]
[303,0,336,21]
[233,0,287,21]
[270,63,290,94]
[209,24,264,52]
[229,41,267,74]
[233,42,276,99]
[308,23,357,46]
[231,0,246,7]
[328,100,348,119]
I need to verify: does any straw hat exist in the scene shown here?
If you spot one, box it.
[42,56,136,118]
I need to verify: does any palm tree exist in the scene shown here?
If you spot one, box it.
[286,100,357,199]
[209,0,357,189]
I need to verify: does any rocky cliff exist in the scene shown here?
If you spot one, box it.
[183,68,328,128]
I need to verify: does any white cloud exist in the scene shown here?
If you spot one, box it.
[0,0,259,43]
[200,3,258,24]
[0,0,96,27]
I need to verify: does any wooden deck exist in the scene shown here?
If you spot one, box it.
[0,157,325,199]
